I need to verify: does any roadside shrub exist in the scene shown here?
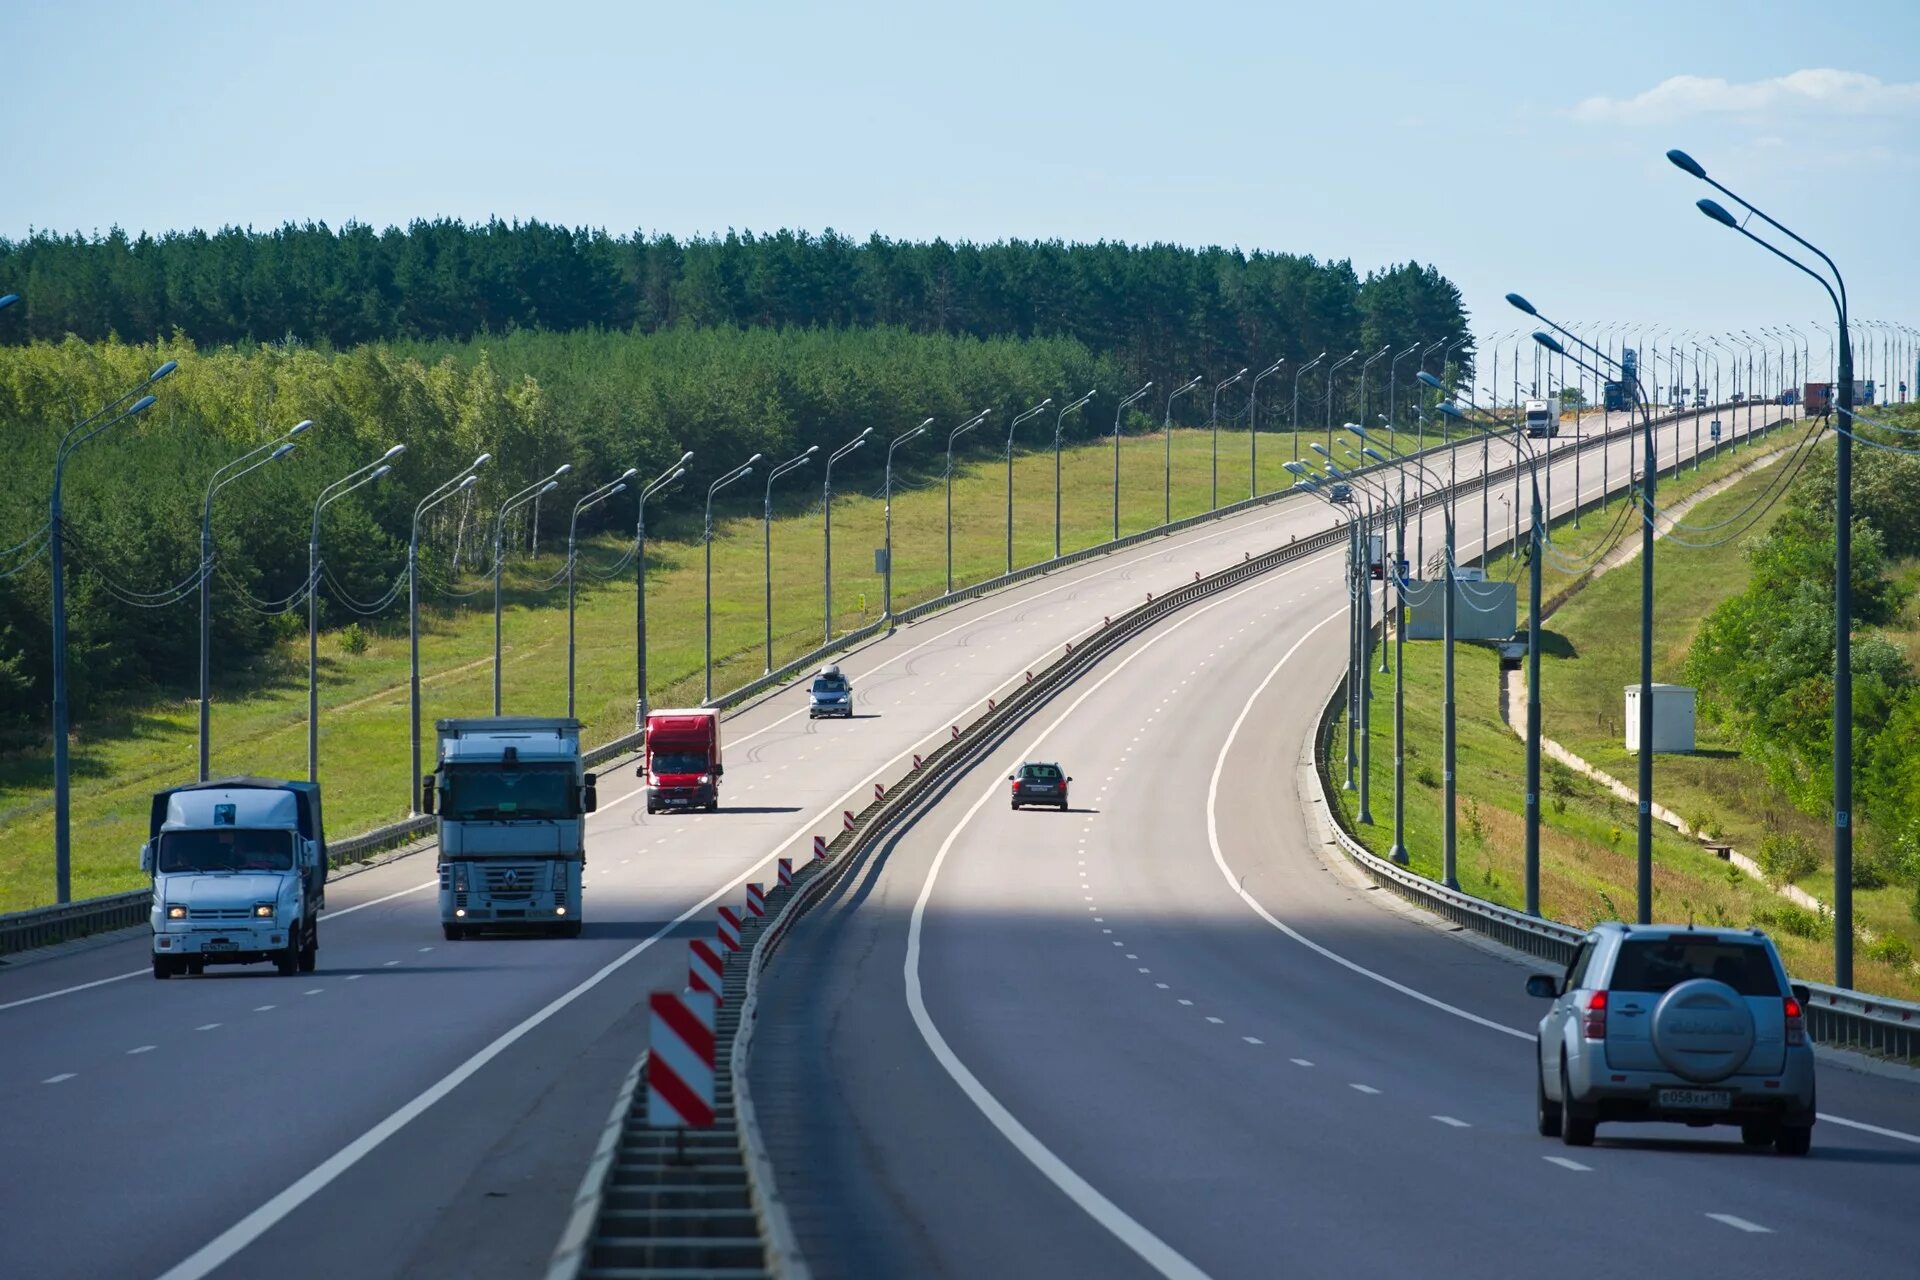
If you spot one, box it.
[1691,811,1726,842]
[1547,759,1578,799]
[1757,831,1819,886]
[1753,903,1832,942]
[1416,764,1440,789]
[1865,934,1915,970]
[340,622,369,656]
[1464,798,1485,844]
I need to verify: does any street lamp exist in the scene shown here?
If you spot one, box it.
[1111,383,1152,539]
[492,464,568,716]
[826,429,871,640]
[945,410,989,593]
[1672,146,1859,982]
[200,419,308,779]
[1163,378,1202,523]
[886,419,931,615]
[1005,400,1050,573]
[569,470,637,716]
[1291,354,1325,462]
[311,445,404,780]
[635,454,691,726]
[1324,350,1360,458]
[1386,341,1422,450]
[409,452,488,813]
[706,455,759,701]
[1355,345,1391,457]
[48,360,173,902]
[764,446,817,672]
[1247,360,1284,501]
[1208,369,1247,511]
[1051,392,1096,559]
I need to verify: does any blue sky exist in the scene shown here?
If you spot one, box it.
[4,0,1916,358]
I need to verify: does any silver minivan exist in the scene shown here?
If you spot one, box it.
[1527,923,1815,1154]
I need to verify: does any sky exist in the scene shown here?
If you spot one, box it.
[4,0,1916,377]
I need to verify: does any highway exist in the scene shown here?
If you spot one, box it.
[0,404,1824,1279]
[750,404,1920,1279]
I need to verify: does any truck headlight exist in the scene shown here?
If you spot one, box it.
[167,905,186,920]
[254,904,274,918]
[699,774,712,784]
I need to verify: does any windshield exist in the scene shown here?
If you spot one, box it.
[811,677,848,694]
[1609,939,1782,997]
[158,829,293,873]
[1020,765,1062,780]
[441,763,577,821]
[652,751,712,775]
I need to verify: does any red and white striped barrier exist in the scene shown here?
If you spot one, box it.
[874,782,886,803]
[1103,615,1110,626]
[988,697,997,711]
[777,857,793,889]
[745,882,766,918]
[1146,591,1153,603]
[912,753,923,770]
[842,810,856,831]
[812,834,828,860]
[1194,570,1201,582]
[1064,642,1074,655]
[1025,670,1033,683]
[688,938,725,1007]
[646,990,715,1129]
[717,906,742,952]
[951,724,960,740]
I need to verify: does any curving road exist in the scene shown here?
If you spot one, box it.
[750,405,1920,1279]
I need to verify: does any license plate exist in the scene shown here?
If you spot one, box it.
[205,939,237,952]
[667,798,688,806]
[1657,1088,1730,1110]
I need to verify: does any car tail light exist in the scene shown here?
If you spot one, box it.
[1011,779,1022,793]
[1582,991,1607,1040]
[1784,996,1805,1046]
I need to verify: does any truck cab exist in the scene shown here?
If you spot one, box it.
[143,778,326,979]
[424,717,595,940]
[642,708,723,812]
[808,664,853,719]
[1523,399,1558,438]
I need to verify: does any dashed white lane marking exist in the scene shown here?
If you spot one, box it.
[1543,1157,1591,1172]
[1177,999,1194,1007]
[43,1073,76,1084]
[303,989,322,996]
[1349,1083,1380,1095]
[1290,1058,1314,1068]
[1205,1016,1224,1025]
[1706,1214,1772,1234]
[1155,983,1170,990]
[1138,968,1152,974]
[128,1045,155,1055]
[383,961,400,967]
[1432,1115,1470,1128]
[1124,953,1137,959]
[196,1023,220,1032]
[345,975,363,981]
[253,1006,275,1013]
[1242,1036,1263,1045]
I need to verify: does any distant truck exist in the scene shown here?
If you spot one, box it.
[1366,533,1408,582]
[1603,381,1632,412]
[1803,381,1874,417]
[143,777,327,979]
[642,708,724,813]
[423,717,595,940]
[1523,400,1558,438]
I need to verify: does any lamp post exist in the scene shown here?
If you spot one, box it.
[1247,360,1284,501]
[1355,345,1391,457]
[1003,400,1050,573]
[1051,391,1095,557]
[311,445,404,780]
[706,455,760,701]
[763,446,817,671]
[1324,350,1359,459]
[568,470,636,716]
[1111,383,1152,538]
[492,464,568,715]
[409,453,488,813]
[1672,147,1858,983]
[49,360,174,902]
[1162,378,1201,524]
[1291,461,1365,795]
[886,419,931,615]
[635,454,691,726]
[945,410,989,593]
[1386,341,1422,451]
[826,429,871,640]
[201,420,309,779]
[1291,354,1325,462]
[1207,370,1246,511]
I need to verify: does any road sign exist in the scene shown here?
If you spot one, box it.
[1709,421,1721,441]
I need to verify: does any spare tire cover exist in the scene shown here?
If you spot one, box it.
[1650,978,1755,1083]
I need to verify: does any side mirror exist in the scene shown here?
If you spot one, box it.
[420,776,436,815]
[140,842,154,874]
[1525,974,1559,999]
[1067,776,1074,782]
[582,783,599,814]
[636,763,647,778]
[1007,775,1015,781]
[1791,982,1811,1005]
[713,764,724,778]
[584,772,598,787]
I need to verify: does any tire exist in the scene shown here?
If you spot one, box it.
[1740,1122,1777,1147]
[1560,1059,1596,1147]
[1057,801,1068,811]
[443,923,465,941]
[560,921,582,939]
[1535,1059,1562,1138]
[1775,1125,1812,1156]
[152,953,174,980]
[298,922,318,973]
[274,932,300,976]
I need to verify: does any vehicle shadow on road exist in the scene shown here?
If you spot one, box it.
[704,806,805,816]
[1596,1137,1920,1165]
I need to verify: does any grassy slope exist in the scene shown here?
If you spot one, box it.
[0,425,1442,911]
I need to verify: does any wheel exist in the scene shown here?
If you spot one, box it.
[1560,1059,1595,1147]
[1775,1125,1812,1156]
[1535,1060,1562,1138]
[274,936,300,976]
[706,800,718,812]
[443,923,465,941]
[1010,802,1020,811]
[1740,1122,1777,1147]
[152,953,174,980]
[560,921,582,939]
[1057,801,1068,811]
[298,922,318,973]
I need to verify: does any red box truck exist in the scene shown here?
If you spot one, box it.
[641,709,723,813]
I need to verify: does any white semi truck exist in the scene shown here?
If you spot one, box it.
[423,716,597,940]
[143,777,327,979]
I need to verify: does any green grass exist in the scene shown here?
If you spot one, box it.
[0,424,1459,913]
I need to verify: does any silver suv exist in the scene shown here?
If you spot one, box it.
[1526,923,1815,1154]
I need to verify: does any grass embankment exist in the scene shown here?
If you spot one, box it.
[0,424,1456,912]
[1335,424,1920,998]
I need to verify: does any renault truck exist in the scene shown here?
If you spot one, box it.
[641,708,724,812]
[143,777,327,979]
[423,717,596,940]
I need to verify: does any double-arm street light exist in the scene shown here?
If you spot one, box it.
[1355,345,1392,453]
[826,429,870,640]
[763,446,817,671]
[492,464,568,715]
[1324,350,1360,459]
[1162,378,1202,523]
[409,452,488,812]
[49,358,174,901]
[1208,370,1247,511]
[1053,391,1096,557]
[946,410,989,593]
[635,454,691,725]
[1291,354,1325,462]
[201,419,309,779]
[568,470,637,716]
[706,455,760,701]
[1386,341,1422,447]
[1111,383,1152,539]
[886,420,931,615]
[311,445,405,780]
[1671,146,1859,984]
[1247,360,1284,501]
[1004,400,1051,573]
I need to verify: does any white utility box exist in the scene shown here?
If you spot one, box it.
[1623,683,1695,754]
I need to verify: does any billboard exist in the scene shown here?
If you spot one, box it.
[1400,578,1518,642]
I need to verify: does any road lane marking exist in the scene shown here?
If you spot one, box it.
[1818,1114,1920,1145]
[1543,1157,1590,1172]
[1706,1214,1771,1234]
[303,989,322,996]
[1243,1036,1263,1045]
[1291,1059,1314,1067]
[42,1073,75,1084]
[382,960,400,968]
[1205,1016,1224,1025]
[128,1045,155,1055]
[1349,1083,1379,1095]
[1155,983,1170,989]
[1178,999,1194,1006]
[252,1006,274,1013]
[195,1023,220,1032]
[1432,1115,1470,1128]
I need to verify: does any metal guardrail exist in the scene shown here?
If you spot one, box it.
[0,397,1764,958]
